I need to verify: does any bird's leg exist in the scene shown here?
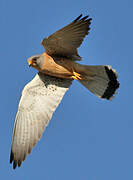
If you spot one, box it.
[72,71,82,80]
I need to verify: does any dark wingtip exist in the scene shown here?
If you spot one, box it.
[10,150,14,164]
[13,162,17,169]
[102,66,120,100]
[10,151,16,169]
[74,14,92,23]
[10,150,21,169]
[81,15,89,21]
[73,14,83,22]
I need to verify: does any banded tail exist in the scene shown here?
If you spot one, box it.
[74,64,119,100]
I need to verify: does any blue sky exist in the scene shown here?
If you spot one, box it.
[0,0,132,179]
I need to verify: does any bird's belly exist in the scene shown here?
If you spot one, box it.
[41,68,73,79]
[40,56,74,79]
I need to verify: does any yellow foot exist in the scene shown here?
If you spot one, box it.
[72,71,82,80]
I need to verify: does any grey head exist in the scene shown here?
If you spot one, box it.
[27,54,44,68]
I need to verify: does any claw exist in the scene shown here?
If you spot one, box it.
[72,71,82,80]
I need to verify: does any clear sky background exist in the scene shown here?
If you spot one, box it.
[0,0,132,179]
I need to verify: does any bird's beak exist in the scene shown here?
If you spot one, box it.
[27,59,33,67]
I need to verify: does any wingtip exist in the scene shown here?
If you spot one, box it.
[81,15,89,21]
[10,150,14,164]
[10,150,22,169]
[74,14,83,22]
[13,162,17,169]
[73,14,92,22]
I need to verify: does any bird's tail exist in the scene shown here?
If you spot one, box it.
[73,64,119,100]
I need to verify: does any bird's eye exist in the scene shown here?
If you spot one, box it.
[32,58,38,65]
[32,58,37,61]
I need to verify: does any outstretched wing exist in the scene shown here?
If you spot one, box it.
[10,73,72,169]
[41,14,92,60]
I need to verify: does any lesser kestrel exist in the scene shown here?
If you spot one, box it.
[10,14,119,169]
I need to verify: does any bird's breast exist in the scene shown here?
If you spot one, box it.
[39,53,76,79]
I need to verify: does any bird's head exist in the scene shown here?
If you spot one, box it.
[27,54,44,70]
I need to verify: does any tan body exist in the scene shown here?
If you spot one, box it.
[35,53,86,80]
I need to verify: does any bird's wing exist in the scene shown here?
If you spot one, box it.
[41,14,92,60]
[10,72,72,169]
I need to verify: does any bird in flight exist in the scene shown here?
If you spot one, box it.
[10,14,119,169]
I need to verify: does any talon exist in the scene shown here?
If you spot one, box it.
[72,71,82,80]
